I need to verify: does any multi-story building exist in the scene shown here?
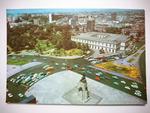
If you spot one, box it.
[95,24,108,32]
[48,14,52,23]
[71,32,128,53]
[111,12,117,21]
[87,20,95,32]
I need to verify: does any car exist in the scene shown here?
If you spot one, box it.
[134,90,142,97]
[112,76,119,79]
[74,64,79,68]
[46,71,51,75]
[121,80,126,84]
[84,57,89,60]
[131,84,138,89]
[8,93,13,98]
[62,63,66,66]
[18,93,24,98]
[32,59,37,62]
[23,77,31,83]
[87,56,94,60]
[61,67,66,70]
[96,72,103,76]
[81,67,86,70]
[45,66,54,71]
[10,78,15,82]
[55,63,59,65]
[114,57,120,60]
[86,70,92,74]
[131,82,138,85]
[18,74,25,78]
[29,82,34,86]
[95,76,100,80]
[91,61,98,64]
[88,59,97,62]
[33,79,38,82]
[113,82,119,85]
[20,76,25,80]
[12,79,16,83]
[17,76,21,79]
[43,65,50,69]
[125,86,131,90]
[15,79,22,84]
[33,73,38,78]
[39,72,44,75]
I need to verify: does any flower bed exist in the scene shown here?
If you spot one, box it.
[95,62,140,79]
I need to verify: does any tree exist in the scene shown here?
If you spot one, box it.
[85,43,90,51]
[99,48,105,54]
[106,27,121,34]
[77,43,82,49]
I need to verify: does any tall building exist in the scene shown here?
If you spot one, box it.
[69,18,77,26]
[87,20,95,32]
[111,13,117,21]
[48,14,52,23]
[33,18,40,25]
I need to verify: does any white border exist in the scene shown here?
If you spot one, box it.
[0,0,150,113]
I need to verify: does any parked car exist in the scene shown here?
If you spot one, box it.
[45,66,54,71]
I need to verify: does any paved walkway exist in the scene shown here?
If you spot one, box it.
[25,70,146,105]
[7,62,42,78]
[115,45,145,67]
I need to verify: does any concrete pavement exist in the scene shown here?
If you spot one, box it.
[25,70,146,105]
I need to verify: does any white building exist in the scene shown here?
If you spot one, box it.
[71,32,128,53]
[48,14,52,23]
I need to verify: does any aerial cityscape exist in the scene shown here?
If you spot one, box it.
[7,9,146,105]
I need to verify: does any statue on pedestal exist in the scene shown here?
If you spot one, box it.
[77,75,90,103]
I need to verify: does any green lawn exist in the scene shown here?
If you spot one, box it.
[7,55,35,65]
[127,58,135,63]
[135,40,145,49]
[8,59,29,65]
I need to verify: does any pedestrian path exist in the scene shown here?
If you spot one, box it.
[7,62,42,78]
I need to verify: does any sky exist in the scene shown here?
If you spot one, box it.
[7,8,144,16]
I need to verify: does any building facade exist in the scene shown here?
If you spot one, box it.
[71,32,128,53]
[87,20,95,32]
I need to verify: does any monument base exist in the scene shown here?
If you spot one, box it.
[63,87,102,104]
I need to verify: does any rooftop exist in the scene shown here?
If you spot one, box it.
[72,32,127,43]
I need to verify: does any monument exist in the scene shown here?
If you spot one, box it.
[63,75,102,104]
[77,75,90,103]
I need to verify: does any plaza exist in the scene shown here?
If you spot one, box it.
[25,70,145,104]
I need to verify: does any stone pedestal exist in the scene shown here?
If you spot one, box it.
[63,87,102,104]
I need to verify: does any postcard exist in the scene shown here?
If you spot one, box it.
[6,9,146,105]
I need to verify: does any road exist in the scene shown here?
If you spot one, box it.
[6,55,147,103]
